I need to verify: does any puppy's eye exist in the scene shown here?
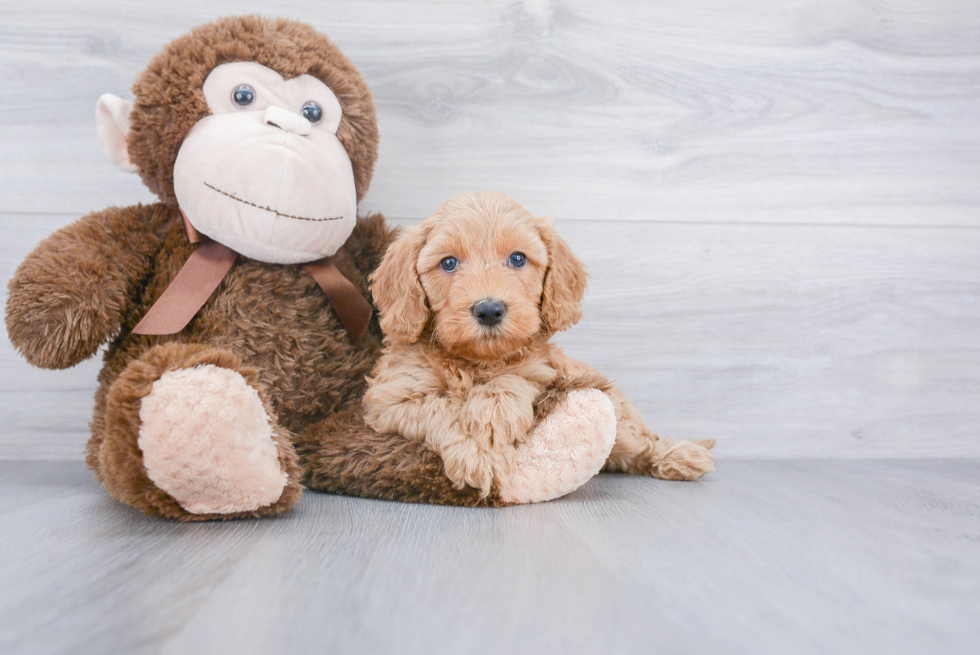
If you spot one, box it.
[440,257,459,273]
[232,84,256,108]
[508,252,527,268]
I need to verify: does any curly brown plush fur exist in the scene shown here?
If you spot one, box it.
[6,204,170,370]
[295,404,504,508]
[100,341,304,520]
[6,198,400,518]
[6,16,525,520]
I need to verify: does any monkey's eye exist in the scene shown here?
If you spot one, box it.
[508,252,527,268]
[301,102,323,125]
[232,84,256,108]
[440,257,459,273]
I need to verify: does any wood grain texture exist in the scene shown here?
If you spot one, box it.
[2,215,978,459]
[3,8,977,651]
[2,2,979,460]
[0,459,977,655]
[0,0,978,224]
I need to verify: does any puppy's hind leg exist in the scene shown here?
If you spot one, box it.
[602,387,714,481]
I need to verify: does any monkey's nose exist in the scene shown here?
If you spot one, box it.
[264,106,312,136]
[472,299,507,327]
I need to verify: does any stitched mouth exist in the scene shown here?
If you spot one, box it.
[204,182,343,222]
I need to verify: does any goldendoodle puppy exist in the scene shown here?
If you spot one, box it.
[364,191,714,496]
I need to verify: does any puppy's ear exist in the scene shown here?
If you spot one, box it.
[539,219,587,332]
[370,224,430,343]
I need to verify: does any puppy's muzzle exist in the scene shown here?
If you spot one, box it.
[472,299,507,327]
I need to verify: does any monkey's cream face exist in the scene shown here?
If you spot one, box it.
[173,62,357,264]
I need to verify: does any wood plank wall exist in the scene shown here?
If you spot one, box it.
[1,0,978,459]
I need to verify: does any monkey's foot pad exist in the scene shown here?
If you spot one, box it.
[498,388,617,504]
[138,364,287,514]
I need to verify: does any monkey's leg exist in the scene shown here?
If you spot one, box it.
[91,342,303,520]
[601,386,715,481]
[296,384,618,506]
[296,405,499,507]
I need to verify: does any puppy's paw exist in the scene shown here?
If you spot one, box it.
[440,436,497,497]
[493,399,536,446]
[650,439,715,481]
[461,376,537,447]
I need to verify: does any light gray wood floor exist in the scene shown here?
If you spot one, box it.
[1,459,977,655]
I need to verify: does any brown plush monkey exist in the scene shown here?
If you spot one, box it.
[5,16,617,520]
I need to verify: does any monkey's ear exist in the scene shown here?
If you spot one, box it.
[539,218,588,333]
[369,225,430,344]
[96,94,138,173]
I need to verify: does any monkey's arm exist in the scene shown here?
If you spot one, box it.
[5,204,168,369]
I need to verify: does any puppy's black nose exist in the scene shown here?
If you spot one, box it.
[472,299,507,327]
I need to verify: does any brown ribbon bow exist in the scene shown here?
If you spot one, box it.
[132,211,373,343]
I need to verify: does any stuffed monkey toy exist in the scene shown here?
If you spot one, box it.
[5,16,618,520]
